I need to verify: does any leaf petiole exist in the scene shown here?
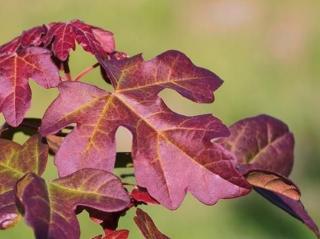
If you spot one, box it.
[62,61,72,81]
[74,62,100,81]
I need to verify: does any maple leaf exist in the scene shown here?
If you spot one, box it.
[40,50,250,209]
[219,114,294,176]
[134,208,169,239]
[0,135,48,229]
[219,115,319,237]
[15,168,130,239]
[0,47,60,127]
[44,19,115,61]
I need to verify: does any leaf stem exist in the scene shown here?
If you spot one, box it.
[74,62,100,81]
[62,61,72,81]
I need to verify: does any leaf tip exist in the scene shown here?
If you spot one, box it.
[0,213,20,230]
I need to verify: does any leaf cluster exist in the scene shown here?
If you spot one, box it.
[0,20,318,239]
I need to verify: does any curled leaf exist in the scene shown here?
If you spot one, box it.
[40,51,250,209]
[0,135,48,229]
[255,186,319,238]
[131,187,159,205]
[246,170,300,200]
[244,170,319,238]
[16,168,130,239]
[219,115,319,237]
[134,208,169,239]
[219,115,294,176]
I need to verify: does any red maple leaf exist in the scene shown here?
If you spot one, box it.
[40,50,250,209]
[44,19,115,61]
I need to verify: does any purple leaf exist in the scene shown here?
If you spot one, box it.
[219,115,294,176]
[15,168,130,239]
[134,208,169,239]
[219,115,319,236]
[0,47,60,127]
[0,135,48,229]
[40,51,250,209]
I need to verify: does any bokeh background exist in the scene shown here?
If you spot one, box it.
[0,0,319,238]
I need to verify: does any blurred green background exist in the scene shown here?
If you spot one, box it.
[0,0,319,238]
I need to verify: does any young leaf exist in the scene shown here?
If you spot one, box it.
[15,168,130,239]
[0,135,48,229]
[40,51,250,209]
[44,19,115,61]
[248,171,319,238]
[134,208,169,239]
[131,187,159,205]
[219,115,294,176]
[0,47,60,127]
